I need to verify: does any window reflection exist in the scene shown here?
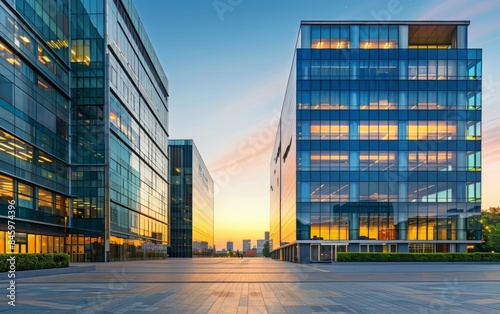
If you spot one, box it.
[359,121,398,140]
[18,183,33,209]
[310,182,349,202]
[407,121,456,140]
[0,175,13,202]
[359,152,396,171]
[310,123,349,139]
[0,40,20,67]
[310,152,349,170]
[408,151,455,171]
[466,121,481,140]
[37,188,53,214]
[0,129,33,162]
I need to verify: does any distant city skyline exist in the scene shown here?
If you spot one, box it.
[133,0,500,251]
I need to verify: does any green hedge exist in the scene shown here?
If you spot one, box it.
[0,253,70,272]
[337,252,500,262]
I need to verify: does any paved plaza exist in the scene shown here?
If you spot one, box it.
[3,258,500,313]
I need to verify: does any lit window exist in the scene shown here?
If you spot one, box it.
[71,39,91,66]
[38,46,51,64]
[359,122,398,140]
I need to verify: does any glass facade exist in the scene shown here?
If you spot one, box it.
[169,140,214,257]
[0,0,169,262]
[271,21,481,263]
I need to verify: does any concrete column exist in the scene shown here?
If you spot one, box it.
[457,182,466,202]
[456,25,467,49]
[349,182,359,201]
[398,25,408,48]
[399,91,408,109]
[457,151,466,171]
[457,214,466,240]
[349,121,359,140]
[350,91,359,109]
[350,151,359,171]
[301,25,311,48]
[349,213,359,240]
[350,25,360,48]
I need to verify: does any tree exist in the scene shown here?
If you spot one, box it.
[477,207,500,252]
[263,241,271,257]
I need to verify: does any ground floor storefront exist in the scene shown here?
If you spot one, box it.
[271,240,479,263]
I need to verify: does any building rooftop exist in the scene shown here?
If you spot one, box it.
[300,20,470,25]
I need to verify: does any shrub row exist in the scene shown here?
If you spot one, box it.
[0,253,70,272]
[337,252,500,262]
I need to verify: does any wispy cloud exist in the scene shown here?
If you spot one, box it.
[416,0,470,20]
[208,113,279,174]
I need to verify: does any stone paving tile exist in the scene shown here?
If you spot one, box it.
[5,258,500,313]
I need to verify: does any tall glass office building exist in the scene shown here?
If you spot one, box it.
[0,0,169,262]
[270,21,482,263]
[169,140,214,257]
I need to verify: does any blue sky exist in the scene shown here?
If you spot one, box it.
[133,0,500,251]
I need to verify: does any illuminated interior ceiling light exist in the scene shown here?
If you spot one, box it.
[71,49,76,55]
[38,81,48,89]
[41,56,51,62]
[6,58,20,66]
[58,39,68,47]
[19,35,30,43]
[11,142,25,149]
[39,155,53,162]
[18,152,32,158]
[364,42,369,49]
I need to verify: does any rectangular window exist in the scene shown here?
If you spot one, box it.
[71,39,91,66]
[466,121,481,140]
[408,121,456,140]
[28,234,35,253]
[0,231,4,253]
[359,151,396,171]
[310,152,349,170]
[310,123,349,140]
[18,182,33,209]
[0,175,13,203]
[359,121,398,140]
[467,151,481,171]
[38,188,54,214]
[408,151,455,171]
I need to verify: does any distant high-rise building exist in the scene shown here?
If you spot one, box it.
[264,232,270,241]
[271,20,482,263]
[256,239,266,257]
[227,241,234,252]
[243,239,251,252]
[0,0,169,262]
[169,140,214,257]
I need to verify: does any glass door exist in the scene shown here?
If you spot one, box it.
[310,244,319,262]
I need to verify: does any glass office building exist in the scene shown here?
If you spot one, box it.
[169,140,214,257]
[0,0,169,262]
[270,21,482,263]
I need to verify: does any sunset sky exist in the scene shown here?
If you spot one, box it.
[133,0,500,251]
